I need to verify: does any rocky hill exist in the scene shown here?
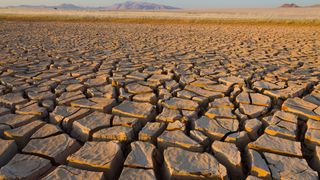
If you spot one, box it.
[280,3,300,8]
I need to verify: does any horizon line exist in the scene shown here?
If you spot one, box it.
[0,2,317,9]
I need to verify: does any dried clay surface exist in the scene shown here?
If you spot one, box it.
[0,21,319,179]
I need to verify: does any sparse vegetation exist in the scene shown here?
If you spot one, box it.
[0,8,320,26]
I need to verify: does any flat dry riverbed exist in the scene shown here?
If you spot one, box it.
[0,21,319,179]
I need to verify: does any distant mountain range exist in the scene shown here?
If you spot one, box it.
[6,2,320,10]
[7,1,180,10]
[106,1,179,10]
[9,3,84,10]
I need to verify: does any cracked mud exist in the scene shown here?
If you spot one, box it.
[0,21,319,179]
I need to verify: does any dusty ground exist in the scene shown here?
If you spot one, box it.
[0,21,319,179]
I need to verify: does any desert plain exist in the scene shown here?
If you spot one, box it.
[0,7,319,180]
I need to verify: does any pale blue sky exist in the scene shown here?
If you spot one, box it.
[1,0,319,8]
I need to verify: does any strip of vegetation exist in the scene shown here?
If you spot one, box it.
[0,14,320,26]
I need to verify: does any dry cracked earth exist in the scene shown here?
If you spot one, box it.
[0,21,319,180]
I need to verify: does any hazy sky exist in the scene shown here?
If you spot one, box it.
[1,0,319,8]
